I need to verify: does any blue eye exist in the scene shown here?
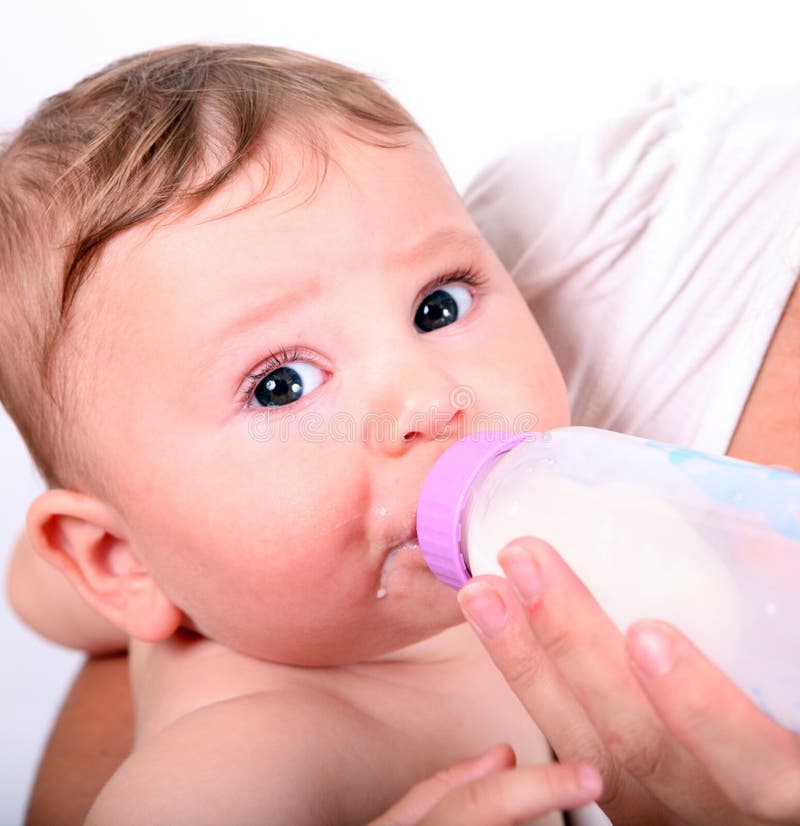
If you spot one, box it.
[252,360,323,408]
[414,284,473,333]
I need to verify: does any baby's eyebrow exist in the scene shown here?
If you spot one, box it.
[207,279,321,354]
[397,228,486,266]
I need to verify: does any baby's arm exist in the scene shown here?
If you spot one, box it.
[86,692,367,825]
[6,528,127,653]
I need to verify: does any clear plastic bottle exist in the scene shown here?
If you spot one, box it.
[416,427,800,732]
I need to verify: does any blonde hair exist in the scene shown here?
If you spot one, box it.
[0,43,418,494]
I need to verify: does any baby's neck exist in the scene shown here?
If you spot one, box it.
[129,621,483,740]
[362,620,477,665]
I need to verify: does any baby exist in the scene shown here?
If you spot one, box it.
[2,44,603,824]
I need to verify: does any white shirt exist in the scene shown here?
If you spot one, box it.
[465,84,800,455]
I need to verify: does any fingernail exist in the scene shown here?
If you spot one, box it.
[576,764,602,797]
[498,545,542,604]
[628,624,676,677]
[458,583,509,637]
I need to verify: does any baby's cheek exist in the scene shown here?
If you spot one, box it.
[501,312,569,426]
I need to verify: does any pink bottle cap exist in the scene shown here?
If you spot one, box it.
[417,431,532,588]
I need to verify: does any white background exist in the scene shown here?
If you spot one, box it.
[2,2,800,823]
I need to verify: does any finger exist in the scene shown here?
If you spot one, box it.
[458,575,657,823]
[420,761,602,826]
[496,540,688,769]
[627,620,800,823]
[457,576,603,761]
[370,744,515,825]
[479,539,737,823]
[458,576,604,752]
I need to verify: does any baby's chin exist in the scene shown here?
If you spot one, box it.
[332,554,465,666]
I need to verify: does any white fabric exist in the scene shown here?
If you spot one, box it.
[465,84,800,455]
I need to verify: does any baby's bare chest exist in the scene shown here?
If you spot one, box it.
[130,632,559,823]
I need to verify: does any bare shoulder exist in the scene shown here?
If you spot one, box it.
[86,687,383,826]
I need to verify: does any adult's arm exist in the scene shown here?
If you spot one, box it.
[26,655,133,826]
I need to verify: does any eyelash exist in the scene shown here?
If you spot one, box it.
[238,266,489,409]
[239,346,308,408]
[413,265,488,307]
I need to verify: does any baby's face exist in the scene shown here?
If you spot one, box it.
[84,129,569,665]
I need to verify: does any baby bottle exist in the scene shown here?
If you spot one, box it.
[416,427,800,732]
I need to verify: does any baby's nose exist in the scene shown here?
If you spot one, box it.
[398,394,461,442]
[365,363,468,457]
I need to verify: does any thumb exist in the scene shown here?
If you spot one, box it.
[369,744,515,826]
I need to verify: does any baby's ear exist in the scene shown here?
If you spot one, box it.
[26,489,182,642]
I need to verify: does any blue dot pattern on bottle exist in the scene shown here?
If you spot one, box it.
[644,442,800,541]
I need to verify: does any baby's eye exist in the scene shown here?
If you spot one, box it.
[252,361,323,408]
[414,284,473,333]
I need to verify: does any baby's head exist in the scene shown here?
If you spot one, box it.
[1,44,569,665]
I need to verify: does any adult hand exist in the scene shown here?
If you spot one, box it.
[369,743,601,826]
[457,538,800,825]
